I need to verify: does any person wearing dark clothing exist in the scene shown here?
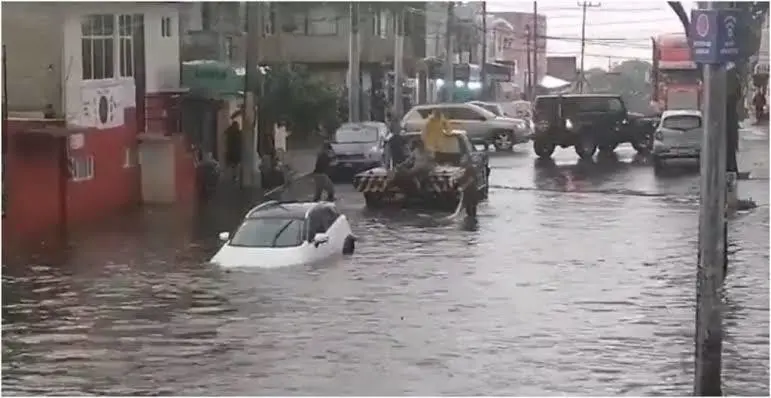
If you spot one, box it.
[754,92,767,123]
[388,134,408,166]
[224,121,242,181]
[312,143,336,201]
[457,157,480,219]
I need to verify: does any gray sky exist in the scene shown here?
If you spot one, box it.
[488,0,695,69]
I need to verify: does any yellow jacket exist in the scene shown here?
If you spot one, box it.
[422,115,455,153]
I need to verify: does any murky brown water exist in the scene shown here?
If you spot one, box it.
[3,141,769,396]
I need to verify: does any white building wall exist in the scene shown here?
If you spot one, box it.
[61,3,181,127]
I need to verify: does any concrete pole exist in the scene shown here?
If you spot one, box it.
[693,2,726,395]
[348,2,361,123]
[532,1,538,99]
[393,9,405,123]
[481,1,488,99]
[241,1,259,188]
[444,2,455,102]
[525,24,532,99]
[577,2,601,93]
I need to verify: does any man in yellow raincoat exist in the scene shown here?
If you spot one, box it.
[422,109,459,163]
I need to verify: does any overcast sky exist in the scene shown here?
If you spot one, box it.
[488,0,696,70]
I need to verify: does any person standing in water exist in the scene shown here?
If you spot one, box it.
[312,142,336,202]
[456,155,480,219]
[224,120,242,182]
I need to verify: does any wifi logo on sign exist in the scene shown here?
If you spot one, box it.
[724,15,737,38]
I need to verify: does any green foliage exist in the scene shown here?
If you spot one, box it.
[586,60,654,114]
[254,63,339,139]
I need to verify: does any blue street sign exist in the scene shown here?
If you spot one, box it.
[690,9,742,64]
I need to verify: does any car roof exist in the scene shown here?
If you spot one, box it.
[245,201,332,219]
[408,103,474,110]
[661,109,702,118]
[536,94,622,100]
[339,121,386,129]
[392,131,467,140]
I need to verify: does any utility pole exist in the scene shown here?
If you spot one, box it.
[578,1,601,93]
[532,1,538,100]
[481,1,488,99]
[393,8,405,123]
[241,1,259,188]
[693,1,727,395]
[525,24,532,100]
[348,2,361,122]
[444,1,455,102]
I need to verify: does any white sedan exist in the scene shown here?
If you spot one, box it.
[210,201,356,268]
[652,109,703,170]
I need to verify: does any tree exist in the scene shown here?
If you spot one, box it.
[254,63,338,154]
[667,2,769,173]
[585,60,654,114]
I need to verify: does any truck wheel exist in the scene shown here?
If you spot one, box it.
[364,193,384,208]
[574,136,598,160]
[632,136,653,154]
[599,143,618,153]
[652,157,665,172]
[533,141,556,158]
[342,236,355,255]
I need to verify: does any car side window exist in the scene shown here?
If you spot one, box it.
[452,106,485,121]
[307,210,324,240]
[319,207,339,231]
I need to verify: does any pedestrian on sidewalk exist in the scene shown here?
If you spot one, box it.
[274,120,291,165]
[754,91,767,123]
[312,142,336,202]
[224,120,242,182]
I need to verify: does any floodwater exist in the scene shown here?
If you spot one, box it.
[2,135,769,395]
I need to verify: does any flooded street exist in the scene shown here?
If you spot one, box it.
[3,135,769,395]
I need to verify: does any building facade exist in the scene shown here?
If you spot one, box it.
[2,2,193,245]
[493,11,547,93]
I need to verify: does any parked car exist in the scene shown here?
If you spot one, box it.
[210,201,356,268]
[652,109,703,171]
[401,103,530,151]
[531,94,654,159]
[330,122,389,177]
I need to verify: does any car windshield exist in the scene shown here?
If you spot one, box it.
[335,126,379,143]
[229,218,305,248]
[472,102,502,116]
[662,114,702,130]
[563,97,623,113]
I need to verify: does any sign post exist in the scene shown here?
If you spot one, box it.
[689,4,739,397]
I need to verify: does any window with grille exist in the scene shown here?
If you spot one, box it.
[373,9,389,38]
[161,16,173,37]
[70,156,95,182]
[123,147,138,168]
[307,7,338,36]
[118,14,134,77]
[81,14,115,80]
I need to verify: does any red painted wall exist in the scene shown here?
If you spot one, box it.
[3,120,63,242]
[67,108,141,226]
[3,108,141,246]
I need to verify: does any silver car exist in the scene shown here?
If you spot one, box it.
[330,122,389,175]
[400,103,530,151]
[652,109,702,170]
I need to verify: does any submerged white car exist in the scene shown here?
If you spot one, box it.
[210,201,356,268]
[652,109,703,170]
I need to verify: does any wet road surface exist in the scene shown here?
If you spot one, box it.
[3,132,769,395]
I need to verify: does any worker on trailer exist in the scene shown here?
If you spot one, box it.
[388,139,434,194]
[422,109,456,162]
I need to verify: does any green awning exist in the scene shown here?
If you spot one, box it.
[182,60,244,99]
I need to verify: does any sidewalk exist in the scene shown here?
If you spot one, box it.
[739,123,769,180]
